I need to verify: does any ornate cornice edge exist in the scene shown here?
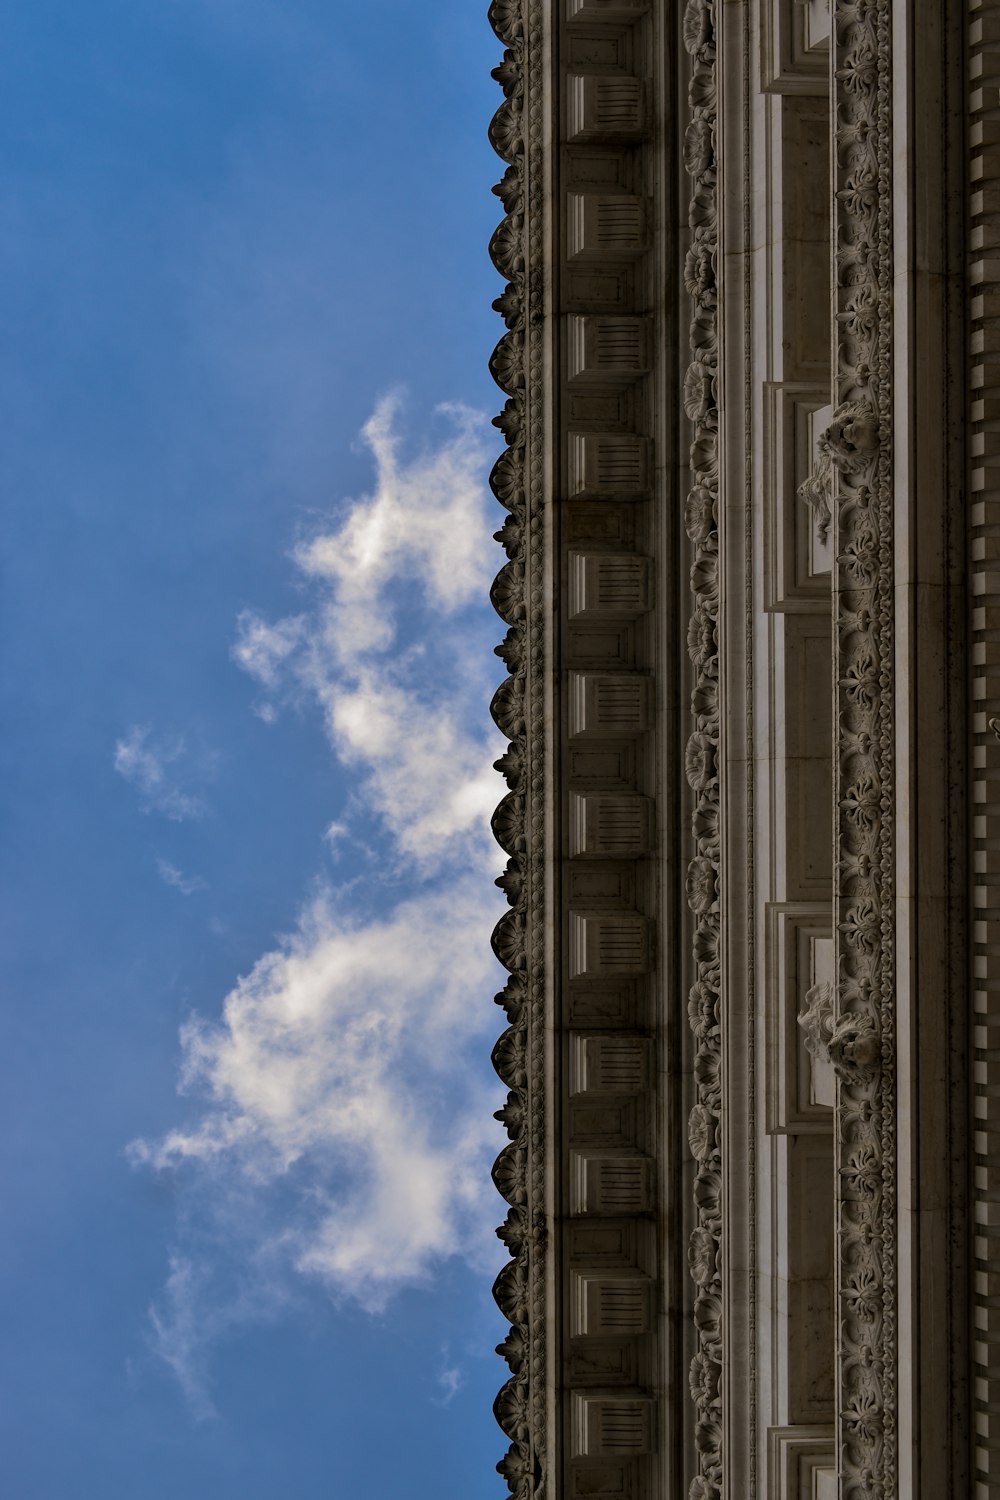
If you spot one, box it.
[488,1,546,1495]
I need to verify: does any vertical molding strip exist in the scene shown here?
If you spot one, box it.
[969,4,1000,1494]
[681,0,724,1496]
[830,0,897,1494]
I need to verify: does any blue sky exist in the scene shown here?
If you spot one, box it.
[0,3,509,1494]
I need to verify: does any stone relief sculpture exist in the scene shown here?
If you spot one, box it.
[485,0,976,1494]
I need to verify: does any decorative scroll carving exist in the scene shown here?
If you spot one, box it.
[831,0,896,1492]
[488,2,545,1494]
[682,1,723,1495]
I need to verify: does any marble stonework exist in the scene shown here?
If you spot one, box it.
[486,1,984,1496]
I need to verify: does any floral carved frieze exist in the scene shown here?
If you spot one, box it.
[831,0,897,1493]
[681,0,723,1494]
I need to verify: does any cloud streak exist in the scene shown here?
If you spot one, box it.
[156,859,207,897]
[114,726,205,821]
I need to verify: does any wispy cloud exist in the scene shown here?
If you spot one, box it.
[114,726,205,822]
[156,859,207,897]
[133,397,506,1404]
[147,1256,219,1422]
[435,1363,465,1406]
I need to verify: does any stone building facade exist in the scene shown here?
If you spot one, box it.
[486,0,995,1495]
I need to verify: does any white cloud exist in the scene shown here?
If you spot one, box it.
[157,859,207,897]
[132,882,503,1312]
[134,398,507,1404]
[114,725,205,821]
[232,394,500,871]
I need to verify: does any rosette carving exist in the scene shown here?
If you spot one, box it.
[831,0,896,1492]
[682,1,724,1494]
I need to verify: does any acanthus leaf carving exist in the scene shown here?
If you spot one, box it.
[682,2,724,1494]
[832,0,896,1490]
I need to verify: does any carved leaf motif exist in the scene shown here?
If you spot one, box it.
[491,562,526,624]
[492,1141,527,1205]
[494,1376,529,1442]
[841,771,881,834]
[494,1090,524,1139]
[489,98,522,164]
[684,483,717,543]
[490,448,525,512]
[492,791,526,854]
[492,398,523,445]
[840,643,879,715]
[491,49,521,100]
[496,1205,527,1255]
[495,626,523,675]
[494,513,523,559]
[685,731,717,792]
[492,1026,526,1089]
[493,163,522,213]
[489,215,524,281]
[496,857,524,907]
[496,1323,526,1373]
[495,974,526,1025]
[491,909,526,973]
[490,675,525,740]
[487,0,523,45]
[686,856,718,915]
[490,332,525,394]
[494,742,524,792]
[493,1258,528,1324]
[682,0,712,57]
[688,1103,714,1161]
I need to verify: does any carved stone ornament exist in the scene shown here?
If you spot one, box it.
[832,0,897,1492]
[797,445,834,544]
[797,979,835,1065]
[487,1,545,1494]
[798,980,880,1086]
[681,0,723,1494]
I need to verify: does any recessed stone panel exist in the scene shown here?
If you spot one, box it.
[569,554,651,619]
[567,194,649,260]
[572,1272,652,1336]
[567,76,647,142]
[569,792,652,855]
[570,1150,654,1215]
[570,1034,652,1095]
[567,983,635,1028]
[568,434,650,499]
[571,1391,654,1457]
[569,673,651,737]
[569,912,652,977]
[568,317,651,381]
[570,1464,631,1500]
